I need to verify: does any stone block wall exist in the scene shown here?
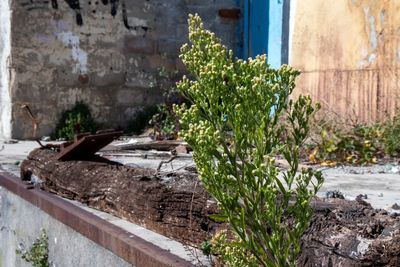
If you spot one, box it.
[5,0,239,139]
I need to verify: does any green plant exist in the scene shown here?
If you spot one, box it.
[124,105,158,135]
[149,63,188,140]
[201,240,211,256]
[207,230,259,266]
[175,14,323,266]
[16,228,50,267]
[150,103,179,140]
[383,113,400,156]
[310,123,383,166]
[54,101,100,140]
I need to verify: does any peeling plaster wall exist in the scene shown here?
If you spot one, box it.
[290,0,400,122]
[9,0,238,139]
[0,1,11,139]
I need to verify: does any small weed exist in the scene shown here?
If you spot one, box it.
[16,228,50,267]
[200,240,211,256]
[307,112,400,166]
[382,113,400,156]
[147,60,188,140]
[311,125,381,165]
[150,103,179,140]
[205,230,258,267]
[124,106,158,135]
[53,102,100,140]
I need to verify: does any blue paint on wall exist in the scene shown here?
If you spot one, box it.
[267,0,284,68]
[235,0,245,59]
[241,0,288,68]
[369,15,377,50]
[243,0,250,59]
[248,1,269,58]
[240,1,291,115]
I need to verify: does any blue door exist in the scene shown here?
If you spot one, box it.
[242,0,290,69]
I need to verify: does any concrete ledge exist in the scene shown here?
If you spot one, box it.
[0,170,193,267]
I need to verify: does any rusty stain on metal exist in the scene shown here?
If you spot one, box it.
[0,171,193,266]
[57,130,123,161]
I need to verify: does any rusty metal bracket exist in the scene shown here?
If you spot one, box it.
[57,130,123,161]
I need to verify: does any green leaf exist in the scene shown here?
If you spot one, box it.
[274,178,287,194]
[208,214,229,221]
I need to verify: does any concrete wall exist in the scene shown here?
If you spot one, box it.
[0,170,195,266]
[290,0,400,123]
[0,187,133,267]
[0,1,11,139]
[8,0,239,139]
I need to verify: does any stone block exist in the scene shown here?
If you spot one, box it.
[218,9,240,19]
[52,70,80,87]
[125,36,155,54]
[175,58,188,74]
[218,8,240,24]
[143,87,163,105]
[157,39,181,58]
[117,88,145,105]
[0,188,132,267]
[125,70,156,88]
[145,55,175,72]
[90,72,126,87]
[175,24,189,39]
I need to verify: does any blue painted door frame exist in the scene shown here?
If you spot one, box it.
[242,0,290,69]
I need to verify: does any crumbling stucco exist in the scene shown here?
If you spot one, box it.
[290,0,400,122]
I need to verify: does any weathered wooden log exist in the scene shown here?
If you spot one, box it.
[21,148,221,246]
[21,148,400,266]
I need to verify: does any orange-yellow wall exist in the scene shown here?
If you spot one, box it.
[290,0,400,122]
